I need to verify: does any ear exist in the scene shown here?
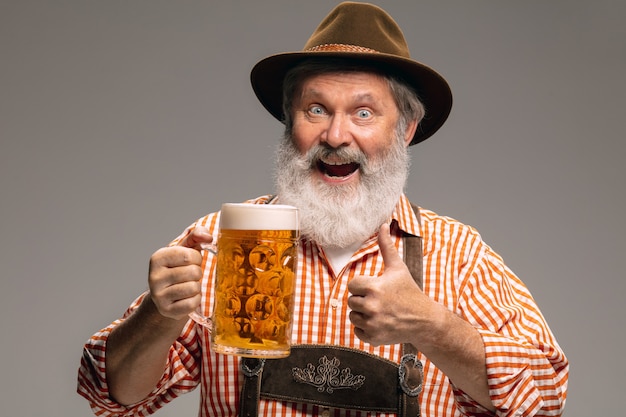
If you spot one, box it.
[403,119,419,147]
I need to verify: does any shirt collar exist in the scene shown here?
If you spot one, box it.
[391,194,422,238]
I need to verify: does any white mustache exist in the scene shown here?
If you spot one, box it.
[305,145,367,168]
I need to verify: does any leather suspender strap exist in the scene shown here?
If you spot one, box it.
[400,203,424,417]
[404,203,423,290]
[238,204,424,417]
[239,358,265,417]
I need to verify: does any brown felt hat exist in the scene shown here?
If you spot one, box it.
[250,2,452,145]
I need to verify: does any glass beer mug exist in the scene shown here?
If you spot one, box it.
[191,203,299,358]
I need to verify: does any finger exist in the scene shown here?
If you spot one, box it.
[377,222,404,270]
[347,277,367,297]
[352,326,368,343]
[347,290,379,318]
[178,226,213,251]
[162,263,204,285]
[347,293,370,312]
[163,278,202,301]
[151,246,204,270]
[350,319,378,346]
[149,263,203,299]
[348,308,367,325]
[152,282,202,319]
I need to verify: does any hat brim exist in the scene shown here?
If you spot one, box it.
[250,51,452,145]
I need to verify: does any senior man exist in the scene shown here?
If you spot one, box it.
[78,2,568,416]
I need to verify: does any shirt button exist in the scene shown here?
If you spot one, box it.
[330,299,339,308]
[321,409,330,417]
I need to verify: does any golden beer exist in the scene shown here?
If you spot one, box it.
[210,204,299,358]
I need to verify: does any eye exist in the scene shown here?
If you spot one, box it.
[356,109,372,118]
[308,105,325,116]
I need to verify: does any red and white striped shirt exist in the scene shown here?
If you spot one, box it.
[77,194,568,416]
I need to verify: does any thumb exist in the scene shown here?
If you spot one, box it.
[377,223,404,271]
[178,226,214,251]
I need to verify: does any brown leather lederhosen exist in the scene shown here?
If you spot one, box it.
[238,204,424,417]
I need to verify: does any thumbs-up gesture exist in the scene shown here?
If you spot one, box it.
[347,223,433,347]
[148,226,213,321]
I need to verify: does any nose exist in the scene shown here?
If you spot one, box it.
[321,113,353,148]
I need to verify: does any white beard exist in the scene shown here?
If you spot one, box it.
[274,132,410,248]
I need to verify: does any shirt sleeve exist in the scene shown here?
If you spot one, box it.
[76,292,202,417]
[452,240,569,416]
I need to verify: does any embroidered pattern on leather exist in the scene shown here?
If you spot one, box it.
[292,356,365,393]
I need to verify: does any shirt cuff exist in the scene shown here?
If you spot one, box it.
[77,310,200,416]
[451,329,547,417]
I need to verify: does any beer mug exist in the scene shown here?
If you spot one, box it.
[192,203,299,358]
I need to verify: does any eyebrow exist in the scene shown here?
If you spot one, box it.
[352,92,377,104]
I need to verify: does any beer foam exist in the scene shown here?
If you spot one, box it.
[219,203,299,230]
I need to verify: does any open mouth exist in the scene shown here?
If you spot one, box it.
[317,160,360,178]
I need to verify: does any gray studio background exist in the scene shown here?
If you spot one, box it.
[1,1,624,416]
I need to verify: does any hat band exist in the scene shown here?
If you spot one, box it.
[305,43,379,54]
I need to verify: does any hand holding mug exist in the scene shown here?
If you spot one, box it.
[148,226,213,321]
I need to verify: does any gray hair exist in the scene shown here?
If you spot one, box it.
[281,58,426,136]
